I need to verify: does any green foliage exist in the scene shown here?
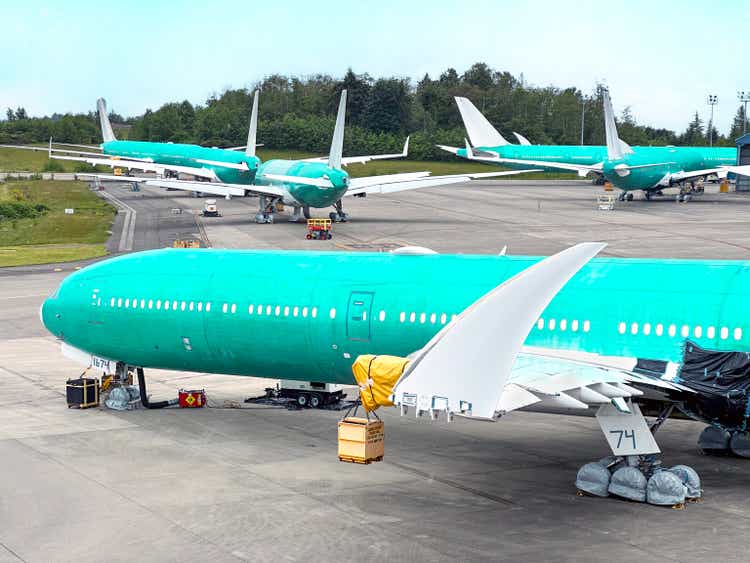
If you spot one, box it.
[2,62,737,157]
[0,201,48,221]
[42,159,65,172]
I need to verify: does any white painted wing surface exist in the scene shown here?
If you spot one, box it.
[143,178,286,198]
[345,169,540,197]
[391,242,607,420]
[51,154,220,180]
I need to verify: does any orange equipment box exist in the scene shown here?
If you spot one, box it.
[338,417,384,464]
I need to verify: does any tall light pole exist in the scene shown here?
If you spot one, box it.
[580,98,585,145]
[707,94,718,146]
[739,91,750,136]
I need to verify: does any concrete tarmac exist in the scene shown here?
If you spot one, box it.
[2,179,750,562]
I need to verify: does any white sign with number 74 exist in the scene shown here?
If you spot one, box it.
[596,401,661,456]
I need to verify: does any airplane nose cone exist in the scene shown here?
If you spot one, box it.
[40,288,63,338]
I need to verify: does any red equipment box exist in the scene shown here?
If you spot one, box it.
[178,389,206,408]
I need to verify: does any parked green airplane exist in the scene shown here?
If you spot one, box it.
[1,96,264,186]
[42,243,750,472]
[119,90,538,223]
[440,92,744,201]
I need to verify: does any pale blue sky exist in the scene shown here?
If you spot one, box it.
[1,0,747,134]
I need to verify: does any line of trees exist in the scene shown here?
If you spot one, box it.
[2,63,748,160]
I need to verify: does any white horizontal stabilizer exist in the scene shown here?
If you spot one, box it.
[392,242,607,420]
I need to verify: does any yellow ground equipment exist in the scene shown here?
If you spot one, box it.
[306,218,332,240]
[720,180,729,193]
[172,239,201,248]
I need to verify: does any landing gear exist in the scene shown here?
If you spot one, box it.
[329,200,348,223]
[618,192,633,202]
[699,426,750,458]
[575,402,701,506]
[644,190,652,201]
[289,206,304,223]
[254,196,276,224]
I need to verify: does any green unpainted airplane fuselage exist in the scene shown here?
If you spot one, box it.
[456,144,737,191]
[102,140,260,184]
[103,141,349,209]
[42,249,750,385]
[255,159,349,208]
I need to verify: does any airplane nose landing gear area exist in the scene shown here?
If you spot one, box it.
[576,457,702,508]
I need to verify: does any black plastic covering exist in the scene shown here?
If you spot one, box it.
[633,358,668,377]
[677,340,750,430]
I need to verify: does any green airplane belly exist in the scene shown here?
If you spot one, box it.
[42,250,750,385]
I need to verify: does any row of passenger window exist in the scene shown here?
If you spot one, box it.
[617,321,742,341]
[100,297,461,327]
[536,318,591,333]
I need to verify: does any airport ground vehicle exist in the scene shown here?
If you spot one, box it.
[306,218,332,240]
[274,380,345,407]
[202,199,219,217]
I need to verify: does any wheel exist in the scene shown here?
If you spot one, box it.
[309,393,322,408]
[327,232,333,240]
[329,212,338,222]
[644,191,652,201]
[340,213,348,223]
[303,206,311,220]
[296,394,308,407]
[625,193,633,201]
[306,233,312,240]
[618,192,625,202]
[266,214,274,224]
[683,194,692,203]
[675,194,682,202]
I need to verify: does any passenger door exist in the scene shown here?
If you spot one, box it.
[346,292,374,342]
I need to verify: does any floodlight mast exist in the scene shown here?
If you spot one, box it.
[739,91,750,136]
[707,94,718,147]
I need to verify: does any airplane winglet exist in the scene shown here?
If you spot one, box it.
[513,132,532,146]
[402,136,410,157]
[392,242,607,420]
[245,90,259,158]
[328,89,347,170]
[96,98,116,143]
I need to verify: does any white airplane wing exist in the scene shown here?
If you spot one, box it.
[143,178,287,199]
[669,167,733,182]
[302,137,410,166]
[51,154,220,180]
[345,169,540,197]
[391,242,606,419]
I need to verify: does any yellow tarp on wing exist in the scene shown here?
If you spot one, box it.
[352,354,411,412]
